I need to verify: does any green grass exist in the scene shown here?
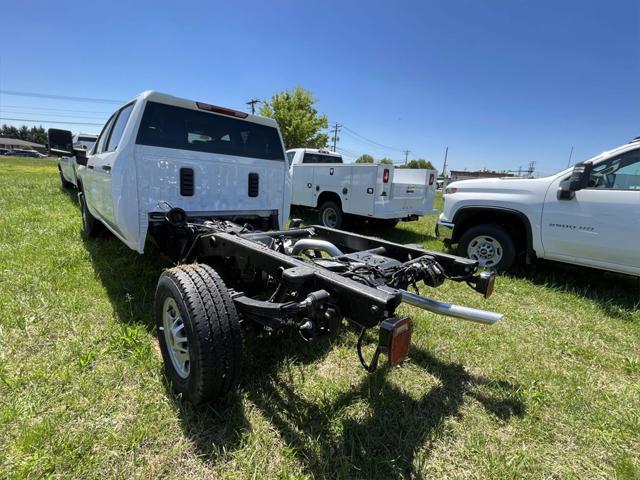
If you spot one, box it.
[1,156,639,479]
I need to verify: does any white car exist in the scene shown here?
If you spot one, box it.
[51,90,291,252]
[58,133,98,188]
[436,137,640,275]
[287,148,437,229]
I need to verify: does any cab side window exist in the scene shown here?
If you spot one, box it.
[106,103,134,152]
[588,150,640,190]
[93,114,116,154]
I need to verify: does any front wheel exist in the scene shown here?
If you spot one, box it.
[59,169,73,189]
[155,264,243,405]
[457,224,516,272]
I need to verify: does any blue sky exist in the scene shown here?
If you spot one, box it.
[0,0,638,175]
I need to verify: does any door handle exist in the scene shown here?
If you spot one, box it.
[102,165,112,172]
[87,165,94,170]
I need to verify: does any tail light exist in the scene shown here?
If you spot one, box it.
[379,317,413,366]
[429,173,435,186]
[196,102,248,119]
[383,168,390,184]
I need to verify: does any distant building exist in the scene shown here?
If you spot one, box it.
[0,137,46,152]
[449,170,514,182]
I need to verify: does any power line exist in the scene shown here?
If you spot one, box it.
[0,109,107,120]
[341,125,405,152]
[0,90,124,104]
[403,149,411,164]
[0,104,111,114]
[0,117,104,126]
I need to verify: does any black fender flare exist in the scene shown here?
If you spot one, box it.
[452,206,535,260]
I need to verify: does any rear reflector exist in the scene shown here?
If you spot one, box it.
[383,168,390,183]
[429,173,435,186]
[379,317,413,366]
[196,102,249,119]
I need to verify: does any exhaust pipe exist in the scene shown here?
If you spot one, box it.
[398,289,503,325]
[291,239,344,257]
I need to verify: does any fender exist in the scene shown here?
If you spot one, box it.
[452,206,535,260]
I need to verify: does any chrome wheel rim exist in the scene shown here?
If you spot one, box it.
[322,207,338,228]
[162,297,190,378]
[467,235,503,267]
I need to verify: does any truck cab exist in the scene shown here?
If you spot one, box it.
[288,148,437,229]
[50,91,291,253]
[437,138,640,275]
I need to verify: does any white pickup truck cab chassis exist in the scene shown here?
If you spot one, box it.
[287,148,437,229]
[437,138,640,275]
[48,91,502,405]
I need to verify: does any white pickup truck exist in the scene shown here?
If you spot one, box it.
[46,90,502,406]
[57,133,98,188]
[287,148,437,229]
[437,138,640,275]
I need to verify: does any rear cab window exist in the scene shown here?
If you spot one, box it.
[302,153,342,164]
[135,101,284,161]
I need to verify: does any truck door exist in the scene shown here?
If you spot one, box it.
[92,103,134,230]
[85,114,116,219]
[541,148,640,274]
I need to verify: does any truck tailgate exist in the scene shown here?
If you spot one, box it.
[374,168,437,217]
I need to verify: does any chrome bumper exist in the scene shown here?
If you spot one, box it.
[435,221,455,241]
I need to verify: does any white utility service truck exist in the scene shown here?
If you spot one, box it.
[287,148,437,229]
[48,90,501,405]
[437,137,640,275]
[57,133,98,188]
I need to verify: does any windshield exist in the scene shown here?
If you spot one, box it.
[136,101,285,161]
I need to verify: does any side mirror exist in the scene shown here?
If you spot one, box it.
[75,148,88,166]
[568,162,592,192]
[47,128,73,156]
[558,162,593,200]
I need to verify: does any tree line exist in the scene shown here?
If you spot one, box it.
[0,124,47,145]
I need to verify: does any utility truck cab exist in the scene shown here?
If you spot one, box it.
[437,138,640,275]
[49,91,291,252]
[288,148,437,229]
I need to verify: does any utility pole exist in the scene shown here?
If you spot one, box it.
[527,161,536,178]
[441,146,449,190]
[403,149,411,164]
[331,123,341,152]
[246,99,260,115]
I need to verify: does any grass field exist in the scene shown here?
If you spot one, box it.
[1,156,639,479]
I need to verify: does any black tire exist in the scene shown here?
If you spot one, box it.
[78,192,103,238]
[319,201,344,229]
[155,264,243,405]
[457,224,516,272]
[59,168,73,189]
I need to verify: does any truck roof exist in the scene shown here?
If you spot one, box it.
[128,91,279,129]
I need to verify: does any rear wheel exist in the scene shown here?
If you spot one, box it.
[458,224,516,272]
[155,264,243,405]
[78,192,103,238]
[319,201,344,229]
